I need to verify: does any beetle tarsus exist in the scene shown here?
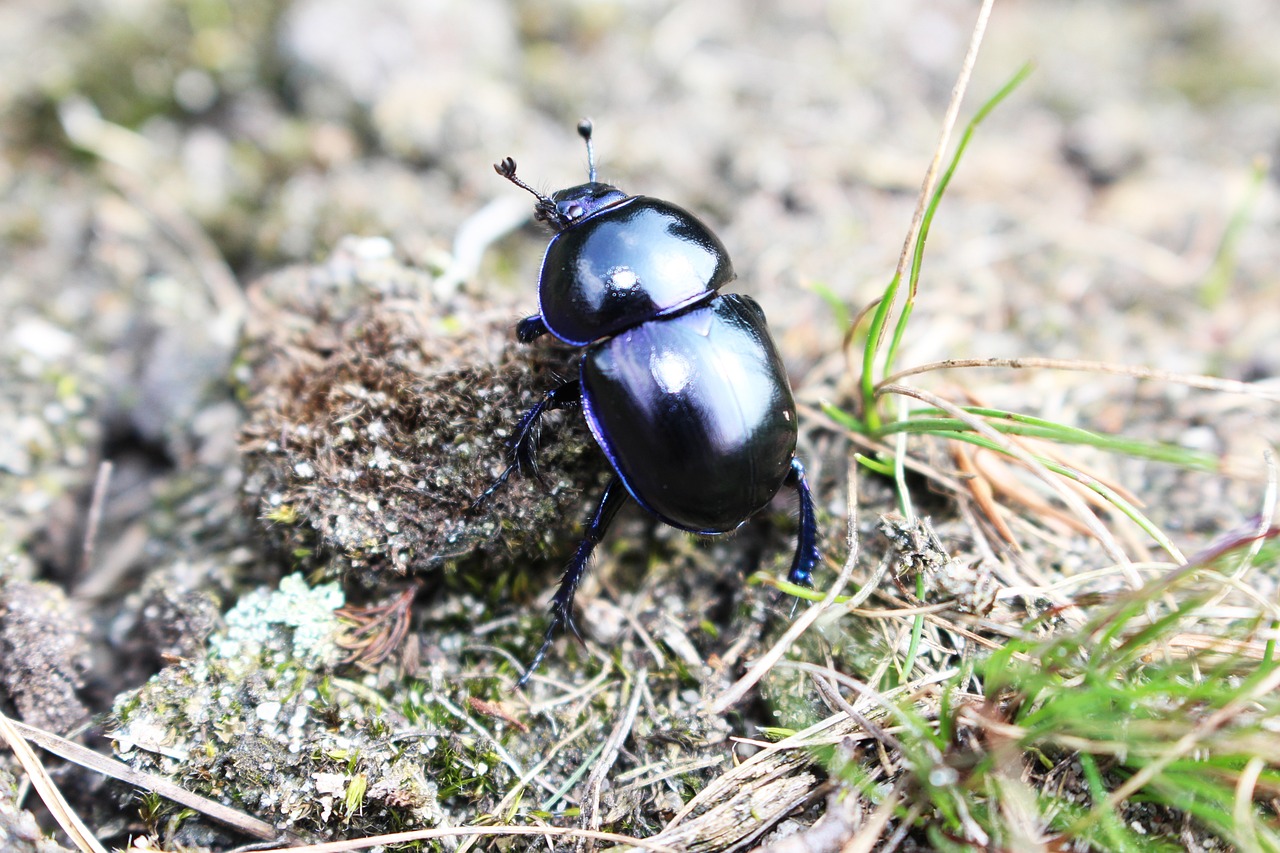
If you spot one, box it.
[784,456,821,588]
[516,477,628,687]
[469,465,516,512]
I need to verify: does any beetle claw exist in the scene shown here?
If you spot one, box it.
[516,629,555,689]
[766,584,804,618]
[563,612,585,645]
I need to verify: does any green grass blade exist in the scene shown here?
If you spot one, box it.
[882,63,1035,381]
[889,406,1221,471]
[1199,156,1268,308]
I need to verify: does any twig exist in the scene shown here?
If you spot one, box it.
[0,712,110,853]
[431,693,560,798]
[457,719,599,853]
[673,670,955,834]
[878,383,1135,578]
[524,663,616,716]
[778,661,946,754]
[842,784,904,853]
[240,823,678,853]
[79,461,113,579]
[582,668,647,841]
[888,0,995,289]
[809,672,903,755]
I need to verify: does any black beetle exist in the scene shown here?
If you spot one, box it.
[478,121,820,684]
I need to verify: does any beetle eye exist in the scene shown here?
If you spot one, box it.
[565,203,585,221]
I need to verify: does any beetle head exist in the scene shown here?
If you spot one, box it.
[549,182,629,226]
[548,119,628,224]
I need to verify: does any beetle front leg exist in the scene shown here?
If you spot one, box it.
[470,378,582,510]
[516,314,548,343]
[784,456,821,588]
[517,476,628,687]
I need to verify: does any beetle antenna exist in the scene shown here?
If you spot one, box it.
[577,119,597,182]
[494,157,551,205]
[494,157,565,228]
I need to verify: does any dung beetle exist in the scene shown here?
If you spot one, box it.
[478,120,820,685]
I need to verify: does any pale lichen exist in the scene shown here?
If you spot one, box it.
[209,573,345,669]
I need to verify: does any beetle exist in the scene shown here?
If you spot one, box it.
[477,121,820,685]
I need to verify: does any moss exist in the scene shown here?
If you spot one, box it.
[110,573,458,842]
[0,766,77,853]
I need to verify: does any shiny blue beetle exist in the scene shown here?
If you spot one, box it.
[480,121,820,684]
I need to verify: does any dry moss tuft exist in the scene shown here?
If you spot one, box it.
[238,237,606,582]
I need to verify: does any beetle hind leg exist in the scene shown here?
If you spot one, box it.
[784,456,821,588]
[517,476,628,687]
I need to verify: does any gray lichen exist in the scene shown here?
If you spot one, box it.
[208,573,345,668]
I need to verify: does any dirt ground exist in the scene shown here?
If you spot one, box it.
[1,0,1278,850]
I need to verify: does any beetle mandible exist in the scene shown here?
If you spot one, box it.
[477,120,820,685]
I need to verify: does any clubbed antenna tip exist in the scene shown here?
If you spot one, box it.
[493,156,566,229]
[577,119,596,182]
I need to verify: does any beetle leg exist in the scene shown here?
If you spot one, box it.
[517,476,628,687]
[470,379,582,510]
[784,456,821,588]
[510,379,582,479]
[516,314,549,343]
